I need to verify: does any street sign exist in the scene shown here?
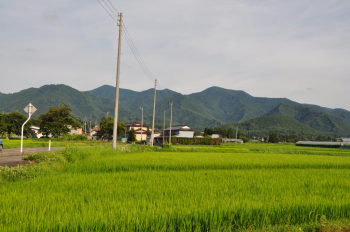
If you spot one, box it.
[24,103,37,116]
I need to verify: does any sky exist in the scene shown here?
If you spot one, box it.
[1,0,350,110]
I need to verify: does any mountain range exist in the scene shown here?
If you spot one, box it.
[1,84,350,137]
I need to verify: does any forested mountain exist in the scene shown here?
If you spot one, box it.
[1,84,350,137]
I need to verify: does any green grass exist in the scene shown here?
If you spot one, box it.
[0,138,110,149]
[1,144,350,231]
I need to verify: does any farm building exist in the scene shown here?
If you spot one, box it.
[296,141,350,149]
[162,126,194,138]
[222,138,244,144]
[152,125,195,145]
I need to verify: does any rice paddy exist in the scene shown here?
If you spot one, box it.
[1,143,350,231]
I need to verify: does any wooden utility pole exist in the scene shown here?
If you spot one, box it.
[163,110,166,145]
[235,127,238,143]
[112,12,123,149]
[150,79,157,146]
[169,101,173,145]
[140,106,144,143]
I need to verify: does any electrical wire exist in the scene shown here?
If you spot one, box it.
[96,0,161,88]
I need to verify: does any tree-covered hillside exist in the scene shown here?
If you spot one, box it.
[1,84,350,137]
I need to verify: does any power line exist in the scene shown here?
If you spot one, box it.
[122,24,156,81]
[96,0,118,25]
[97,0,163,90]
[97,0,159,84]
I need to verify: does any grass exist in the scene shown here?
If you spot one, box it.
[0,138,110,149]
[1,144,350,231]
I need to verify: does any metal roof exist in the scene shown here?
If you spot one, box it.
[164,125,193,131]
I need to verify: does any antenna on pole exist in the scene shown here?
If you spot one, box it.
[150,79,157,147]
[112,12,123,149]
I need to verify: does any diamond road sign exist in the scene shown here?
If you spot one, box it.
[24,103,37,115]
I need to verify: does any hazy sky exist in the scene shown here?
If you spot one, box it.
[1,0,350,110]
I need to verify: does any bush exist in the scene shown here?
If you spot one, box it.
[170,137,222,145]
[61,134,88,141]
[0,165,39,181]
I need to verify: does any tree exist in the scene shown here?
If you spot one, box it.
[127,128,136,143]
[268,133,279,143]
[227,128,234,138]
[0,111,32,138]
[38,103,80,138]
[97,117,125,140]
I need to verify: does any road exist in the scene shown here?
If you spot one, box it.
[0,147,63,167]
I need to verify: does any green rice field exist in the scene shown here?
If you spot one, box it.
[1,143,350,231]
[0,138,107,149]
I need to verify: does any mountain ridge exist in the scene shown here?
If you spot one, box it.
[1,84,350,137]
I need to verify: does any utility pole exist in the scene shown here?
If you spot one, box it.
[235,126,238,143]
[89,121,92,137]
[150,79,157,147]
[112,12,123,149]
[140,106,144,143]
[163,110,166,145]
[169,101,173,145]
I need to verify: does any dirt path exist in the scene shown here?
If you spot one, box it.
[0,147,63,167]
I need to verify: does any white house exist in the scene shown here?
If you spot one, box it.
[31,126,43,138]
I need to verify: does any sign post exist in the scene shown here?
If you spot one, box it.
[21,103,37,153]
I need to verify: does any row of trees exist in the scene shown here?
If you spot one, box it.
[0,103,80,138]
[0,111,33,138]
[0,103,139,141]
[203,126,338,143]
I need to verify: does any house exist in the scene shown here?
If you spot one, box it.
[222,138,244,144]
[69,126,83,135]
[31,126,43,138]
[126,122,149,142]
[162,125,194,138]
[150,125,195,145]
[210,134,222,139]
[146,132,161,145]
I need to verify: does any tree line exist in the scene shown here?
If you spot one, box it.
[0,103,80,138]
[0,103,135,141]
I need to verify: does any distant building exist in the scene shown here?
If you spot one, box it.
[210,134,222,139]
[126,122,149,142]
[31,126,43,138]
[162,126,194,138]
[146,132,161,144]
[296,141,350,149]
[342,138,350,143]
[151,125,195,145]
[69,126,83,135]
[222,138,244,144]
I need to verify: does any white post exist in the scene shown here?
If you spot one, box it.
[48,139,51,151]
[20,115,31,153]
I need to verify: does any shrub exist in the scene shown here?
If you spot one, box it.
[61,134,88,141]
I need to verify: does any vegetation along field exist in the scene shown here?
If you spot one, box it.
[1,143,350,231]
